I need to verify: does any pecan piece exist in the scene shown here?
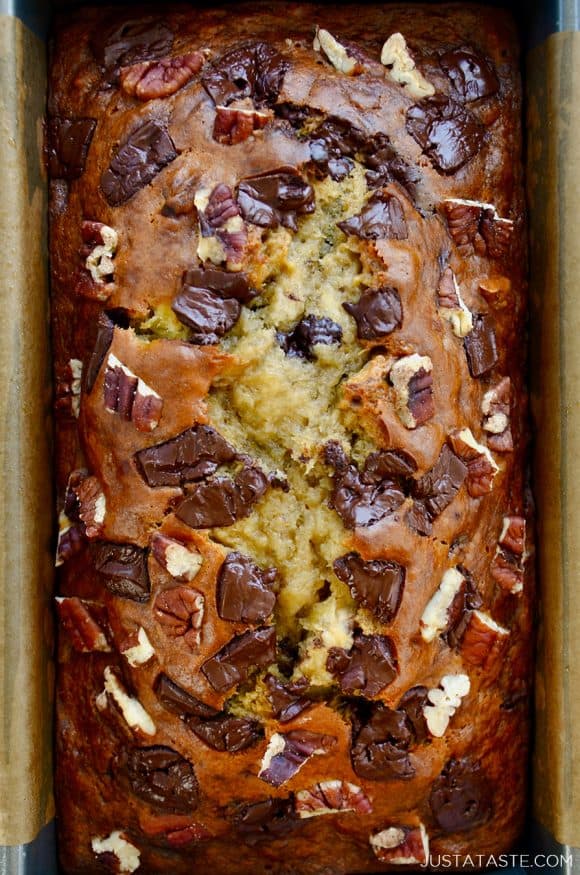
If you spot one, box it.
[448,428,498,496]
[443,198,514,258]
[55,596,110,652]
[120,626,155,667]
[75,474,107,538]
[491,516,526,594]
[381,33,434,99]
[460,611,508,668]
[104,353,163,431]
[151,533,203,581]
[91,832,140,874]
[97,666,156,736]
[482,377,513,452]
[437,268,473,337]
[420,567,466,643]
[120,52,204,100]
[55,358,83,418]
[213,102,270,144]
[295,780,372,818]
[499,515,526,555]
[389,354,434,428]
[154,587,205,649]
[423,674,470,737]
[81,220,118,293]
[313,27,364,75]
[370,823,429,865]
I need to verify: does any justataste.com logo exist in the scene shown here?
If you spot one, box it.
[420,853,574,869]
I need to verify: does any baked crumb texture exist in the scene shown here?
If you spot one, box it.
[49,4,531,873]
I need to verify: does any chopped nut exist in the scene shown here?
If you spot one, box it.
[75,475,106,539]
[461,610,508,668]
[482,377,513,452]
[313,27,363,75]
[100,666,156,736]
[437,268,473,337]
[154,587,205,649]
[195,184,247,269]
[84,222,118,284]
[55,511,83,567]
[420,567,465,643]
[499,515,526,555]
[478,276,512,308]
[91,831,140,874]
[121,626,155,667]
[55,358,83,418]
[448,428,498,496]
[55,596,110,652]
[443,199,513,258]
[213,101,271,144]
[491,516,526,594]
[151,533,203,581]
[119,52,205,101]
[423,674,470,737]
[295,780,372,818]
[370,823,429,865]
[104,353,163,432]
[381,33,435,99]
[389,354,434,428]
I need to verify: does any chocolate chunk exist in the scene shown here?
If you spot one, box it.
[307,117,366,181]
[238,168,315,231]
[172,268,254,344]
[101,120,178,206]
[217,552,277,624]
[365,133,421,196]
[135,425,237,488]
[92,17,173,81]
[91,541,150,601]
[429,758,492,832]
[202,41,288,107]
[264,674,312,723]
[408,445,467,534]
[232,797,300,845]
[259,730,335,787]
[277,315,343,359]
[464,314,498,377]
[351,702,415,781]
[397,686,429,743]
[445,569,483,648]
[406,96,484,174]
[343,287,402,340]
[121,745,199,812]
[440,47,499,102]
[325,443,406,530]
[338,192,407,240]
[201,627,276,692]
[190,714,264,752]
[333,553,405,623]
[176,465,270,529]
[327,633,397,696]
[363,449,417,481]
[154,673,218,719]
[48,117,96,180]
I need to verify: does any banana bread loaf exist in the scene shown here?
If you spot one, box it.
[49,3,532,872]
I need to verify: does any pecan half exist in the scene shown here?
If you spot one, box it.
[482,377,513,452]
[56,596,110,652]
[448,428,498,497]
[119,52,204,100]
[154,587,205,649]
[389,354,434,428]
[213,102,270,144]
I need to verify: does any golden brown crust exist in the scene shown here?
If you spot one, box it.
[50,4,531,873]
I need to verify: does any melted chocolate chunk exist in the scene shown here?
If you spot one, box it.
[365,134,422,196]
[172,268,254,344]
[333,553,405,623]
[176,465,269,529]
[440,47,499,102]
[338,192,407,240]
[429,758,492,832]
[92,17,173,81]
[307,117,366,180]
[343,287,402,340]
[363,449,417,480]
[277,315,343,359]
[91,541,150,601]
[238,169,315,231]
[445,569,483,647]
[101,120,177,206]
[135,425,237,488]
[201,627,276,692]
[232,797,300,845]
[121,745,199,812]
[217,552,277,624]
[48,117,96,180]
[406,96,484,174]
[264,674,312,723]
[408,445,467,535]
[397,686,429,744]
[351,702,415,781]
[203,40,288,107]
[464,314,498,377]
[190,714,264,752]
[154,673,218,719]
[325,443,406,530]
[327,633,397,696]
[260,730,335,787]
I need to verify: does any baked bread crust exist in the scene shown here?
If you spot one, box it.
[49,4,532,872]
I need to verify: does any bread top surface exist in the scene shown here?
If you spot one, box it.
[49,5,532,873]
